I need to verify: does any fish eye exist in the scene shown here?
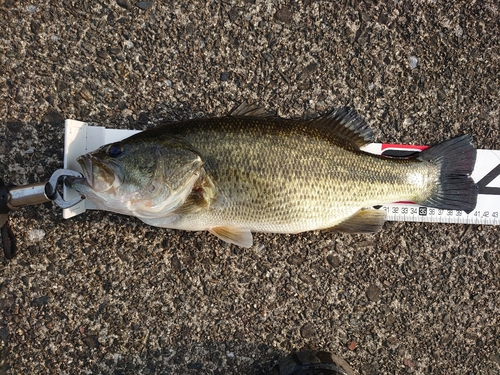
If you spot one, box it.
[107,144,123,157]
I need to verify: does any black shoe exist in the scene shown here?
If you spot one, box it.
[268,350,354,375]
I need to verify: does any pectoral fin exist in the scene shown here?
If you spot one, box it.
[331,209,387,233]
[209,226,253,248]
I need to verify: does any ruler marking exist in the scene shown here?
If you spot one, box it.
[477,164,500,195]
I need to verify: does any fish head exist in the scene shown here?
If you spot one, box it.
[69,137,204,217]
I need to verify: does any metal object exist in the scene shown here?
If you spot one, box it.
[8,182,50,208]
[45,169,85,209]
[0,169,84,259]
[3,169,84,211]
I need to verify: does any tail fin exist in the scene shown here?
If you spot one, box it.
[417,135,477,213]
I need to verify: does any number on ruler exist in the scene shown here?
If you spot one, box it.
[477,164,500,195]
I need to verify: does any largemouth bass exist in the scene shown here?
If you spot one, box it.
[69,103,477,247]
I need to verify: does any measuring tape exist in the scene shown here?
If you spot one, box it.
[63,120,500,225]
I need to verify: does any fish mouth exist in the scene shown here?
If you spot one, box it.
[76,154,94,186]
[76,154,124,193]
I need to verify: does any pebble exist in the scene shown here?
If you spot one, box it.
[170,255,182,272]
[27,229,46,242]
[116,0,132,10]
[0,327,9,341]
[135,2,153,10]
[409,56,418,69]
[6,120,24,133]
[366,284,381,302]
[228,7,239,22]
[403,358,417,368]
[109,45,122,55]
[490,353,500,365]
[274,7,293,23]
[32,295,50,306]
[300,322,316,338]
[327,254,341,267]
[42,110,64,126]
[287,254,305,266]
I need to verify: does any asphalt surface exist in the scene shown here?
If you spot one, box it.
[1,1,499,374]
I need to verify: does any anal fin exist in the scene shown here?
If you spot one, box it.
[209,226,253,248]
[330,209,387,233]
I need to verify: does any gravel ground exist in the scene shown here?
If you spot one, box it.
[1,1,499,374]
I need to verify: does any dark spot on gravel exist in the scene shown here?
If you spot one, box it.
[187,362,203,370]
[360,363,378,375]
[228,7,239,22]
[42,110,64,126]
[274,7,293,23]
[300,322,316,338]
[82,335,99,349]
[171,254,182,272]
[116,0,132,10]
[109,45,122,55]
[299,273,314,284]
[297,63,318,81]
[6,121,23,133]
[287,254,305,266]
[490,353,500,365]
[0,327,9,342]
[327,254,340,268]
[137,112,149,125]
[135,1,152,10]
[32,295,50,306]
[377,13,389,25]
[366,284,381,302]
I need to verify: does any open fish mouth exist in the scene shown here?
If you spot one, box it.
[76,154,123,193]
[76,154,94,186]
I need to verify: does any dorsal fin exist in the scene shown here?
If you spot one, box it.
[310,107,375,149]
[229,102,276,118]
